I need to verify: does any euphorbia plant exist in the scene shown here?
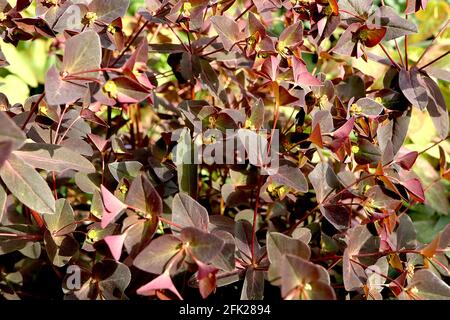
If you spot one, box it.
[0,0,449,301]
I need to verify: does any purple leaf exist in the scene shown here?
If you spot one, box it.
[180,227,224,263]
[319,204,351,231]
[278,20,303,50]
[0,111,26,150]
[210,15,245,51]
[395,149,419,170]
[423,76,449,139]
[401,178,425,203]
[100,185,127,228]
[333,117,355,140]
[88,0,130,24]
[0,153,55,215]
[308,162,341,204]
[134,235,183,274]
[104,233,127,261]
[399,68,428,110]
[45,66,89,106]
[377,109,411,155]
[292,57,321,86]
[270,165,308,193]
[368,6,418,40]
[343,225,380,291]
[125,172,162,216]
[0,140,13,169]
[172,192,209,232]
[62,31,101,77]
[241,267,265,300]
[405,0,428,14]
[136,272,183,299]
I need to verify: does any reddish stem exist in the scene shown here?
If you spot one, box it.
[21,92,45,130]
[251,176,263,265]
[379,44,401,70]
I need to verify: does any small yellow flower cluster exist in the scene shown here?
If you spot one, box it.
[349,103,362,115]
[83,12,98,26]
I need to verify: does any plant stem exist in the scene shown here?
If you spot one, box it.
[57,116,81,144]
[418,134,450,155]
[21,92,45,130]
[268,81,280,150]
[64,68,120,78]
[405,16,409,70]
[200,47,224,57]
[167,24,190,53]
[235,3,254,21]
[394,39,404,68]
[379,44,401,70]
[198,35,219,52]
[111,20,150,67]
[418,51,450,71]
[251,176,262,265]
[414,20,449,68]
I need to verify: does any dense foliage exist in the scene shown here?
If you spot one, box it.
[0,0,449,300]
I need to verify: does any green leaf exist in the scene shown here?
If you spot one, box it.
[0,153,55,214]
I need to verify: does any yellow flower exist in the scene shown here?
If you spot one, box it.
[409,286,419,294]
[119,184,128,194]
[107,24,117,35]
[358,29,370,41]
[87,229,98,241]
[182,2,192,17]
[103,80,118,99]
[39,105,48,115]
[319,95,329,108]
[350,103,362,115]
[351,145,360,154]
[83,12,98,26]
